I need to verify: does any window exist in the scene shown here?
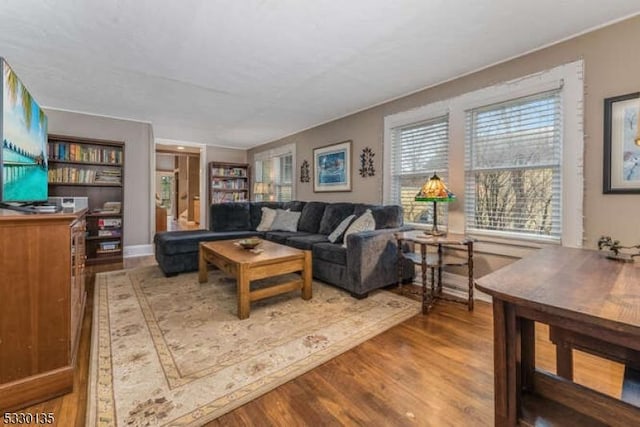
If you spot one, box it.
[465,90,561,240]
[388,116,449,226]
[384,60,584,247]
[254,144,295,202]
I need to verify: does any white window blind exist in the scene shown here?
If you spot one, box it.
[465,90,562,240]
[389,115,449,225]
[275,154,293,201]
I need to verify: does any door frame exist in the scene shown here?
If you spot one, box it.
[152,138,207,231]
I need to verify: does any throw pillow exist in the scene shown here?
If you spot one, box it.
[256,207,277,231]
[342,209,375,248]
[328,214,355,243]
[270,209,301,232]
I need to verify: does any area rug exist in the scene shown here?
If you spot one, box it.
[86,266,420,426]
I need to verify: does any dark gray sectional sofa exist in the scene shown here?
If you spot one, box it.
[154,201,414,298]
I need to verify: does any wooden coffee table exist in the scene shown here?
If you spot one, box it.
[198,239,312,319]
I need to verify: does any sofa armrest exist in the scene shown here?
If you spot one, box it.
[346,228,415,296]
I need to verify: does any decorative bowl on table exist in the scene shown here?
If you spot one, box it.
[238,238,262,250]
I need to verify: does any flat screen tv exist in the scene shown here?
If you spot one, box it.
[1,57,48,205]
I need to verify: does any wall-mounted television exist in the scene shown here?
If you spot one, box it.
[1,57,49,206]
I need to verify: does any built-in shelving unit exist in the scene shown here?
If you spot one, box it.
[48,134,125,265]
[208,161,250,204]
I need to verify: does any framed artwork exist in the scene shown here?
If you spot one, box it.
[313,140,352,192]
[603,92,640,193]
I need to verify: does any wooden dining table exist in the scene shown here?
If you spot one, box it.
[475,246,640,426]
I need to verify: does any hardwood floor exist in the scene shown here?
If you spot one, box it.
[12,259,624,426]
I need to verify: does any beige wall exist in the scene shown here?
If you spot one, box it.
[42,110,248,249]
[248,15,640,249]
[206,145,247,164]
[45,109,153,247]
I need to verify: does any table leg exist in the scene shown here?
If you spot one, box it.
[468,241,474,311]
[421,243,428,314]
[396,237,404,291]
[198,246,208,283]
[437,243,443,295]
[302,250,312,300]
[520,318,535,392]
[493,299,518,426]
[556,342,574,381]
[237,264,250,320]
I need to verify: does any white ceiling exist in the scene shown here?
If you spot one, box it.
[1,1,639,149]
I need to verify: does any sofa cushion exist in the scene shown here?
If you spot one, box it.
[297,201,328,233]
[285,200,306,213]
[249,202,288,230]
[264,231,310,245]
[343,209,376,248]
[328,214,355,243]
[210,202,251,231]
[249,201,305,230]
[354,204,403,229]
[318,203,356,235]
[312,242,347,265]
[155,230,261,255]
[270,209,301,232]
[256,207,278,231]
[285,234,329,250]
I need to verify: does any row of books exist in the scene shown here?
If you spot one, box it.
[211,191,247,203]
[95,169,121,184]
[210,167,247,177]
[211,178,248,190]
[48,142,123,164]
[48,167,122,185]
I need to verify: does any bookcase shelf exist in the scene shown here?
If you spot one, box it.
[208,161,251,204]
[48,134,125,265]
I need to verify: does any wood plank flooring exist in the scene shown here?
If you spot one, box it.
[11,257,624,426]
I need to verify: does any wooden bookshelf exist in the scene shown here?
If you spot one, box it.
[208,161,250,204]
[48,135,124,265]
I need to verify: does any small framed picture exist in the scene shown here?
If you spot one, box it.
[603,92,640,193]
[313,140,352,192]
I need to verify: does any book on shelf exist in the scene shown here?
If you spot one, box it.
[94,168,122,184]
[98,240,121,251]
[93,201,121,214]
[96,248,122,255]
[97,229,122,237]
[98,218,122,228]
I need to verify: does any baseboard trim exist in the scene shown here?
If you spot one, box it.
[124,244,154,258]
[0,367,74,411]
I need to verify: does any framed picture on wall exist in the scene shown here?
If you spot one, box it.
[313,140,352,192]
[603,92,640,193]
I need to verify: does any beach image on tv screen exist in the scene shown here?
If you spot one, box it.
[2,59,48,202]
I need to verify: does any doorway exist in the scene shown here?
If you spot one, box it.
[155,144,201,231]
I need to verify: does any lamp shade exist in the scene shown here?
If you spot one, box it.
[415,173,455,202]
[253,182,269,194]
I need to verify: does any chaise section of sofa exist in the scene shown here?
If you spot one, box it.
[153,200,414,297]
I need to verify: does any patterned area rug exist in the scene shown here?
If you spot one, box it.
[87,266,420,426]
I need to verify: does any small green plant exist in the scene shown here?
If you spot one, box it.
[597,236,640,261]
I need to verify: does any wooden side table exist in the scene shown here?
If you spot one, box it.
[395,230,475,314]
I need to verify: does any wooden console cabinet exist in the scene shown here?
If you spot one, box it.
[0,208,87,411]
